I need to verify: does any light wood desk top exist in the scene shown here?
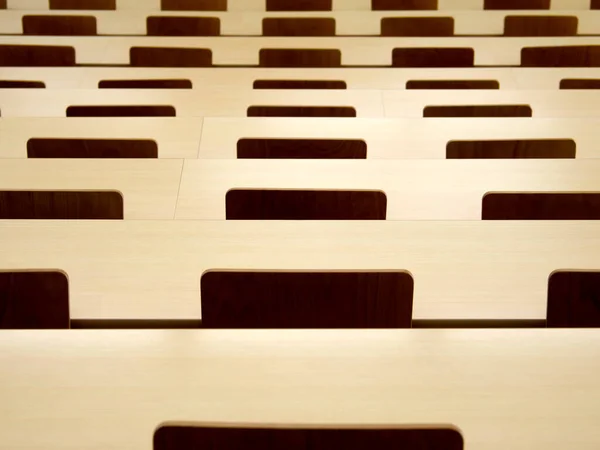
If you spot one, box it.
[1,329,600,450]
[0,88,383,117]
[6,0,595,11]
[0,220,599,320]
[198,117,600,159]
[0,159,183,219]
[176,159,600,220]
[2,9,600,35]
[2,67,600,90]
[0,117,202,158]
[1,35,599,65]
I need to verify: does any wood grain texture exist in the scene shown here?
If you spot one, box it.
[522,46,600,67]
[27,138,158,159]
[0,0,5,9]
[253,79,346,89]
[226,189,387,219]
[161,0,227,9]
[560,78,600,88]
[130,47,212,67]
[66,105,176,117]
[392,48,473,67]
[484,0,549,9]
[482,193,600,220]
[146,16,220,36]
[263,18,336,37]
[0,80,44,88]
[154,426,461,450]
[50,0,115,9]
[98,79,192,89]
[372,0,438,10]
[446,139,576,159]
[247,106,356,117]
[381,17,454,37]
[266,0,332,11]
[0,191,123,219]
[22,15,97,36]
[504,16,578,37]
[259,49,341,67]
[237,138,367,159]
[423,105,532,117]
[201,271,412,328]
[0,45,75,67]
[548,271,600,328]
[0,272,69,329]
[406,80,499,89]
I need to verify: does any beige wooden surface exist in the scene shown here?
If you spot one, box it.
[3,117,599,159]
[0,117,202,158]
[5,0,594,11]
[2,329,600,450]
[198,117,600,159]
[3,67,600,90]
[1,220,599,320]
[0,159,183,219]
[2,35,599,65]
[2,10,600,35]
[175,159,600,219]
[0,89,383,117]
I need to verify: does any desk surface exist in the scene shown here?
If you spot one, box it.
[1,329,600,450]
[0,220,599,320]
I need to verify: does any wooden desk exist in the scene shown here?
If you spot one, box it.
[1,329,600,449]
[198,117,600,159]
[2,10,600,35]
[0,88,383,117]
[1,35,599,66]
[2,67,600,90]
[0,220,598,320]
[5,0,596,11]
[0,159,183,218]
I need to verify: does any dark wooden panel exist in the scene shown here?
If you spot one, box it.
[560,78,600,89]
[66,105,176,117]
[0,80,45,88]
[484,0,549,9]
[0,272,69,329]
[593,0,600,9]
[247,106,356,117]
[447,139,576,159]
[259,49,341,67]
[263,18,335,36]
[407,79,499,89]
[0,0,6,9]
[237,138,367,159]
[23,15,97,36]
[381,17,454,36]
[27,138,158,158]
[201,271,412,328]
[522,46,600,67]
[548,271,600,328]
[392,48,474,67]
[161,0,227,9]
[253,79,346,89]
[146,16,220,36]
[266,0,332,11]
[155,426,463,450]
[0,45,75,67]
[482,193,600,220]
[504,16,578,36]
[50,0,115,9]
[372,0,438,9]
[130,47,212,67]
[0,191,123,219]
[424,105,532,117]
[99,79,192,89]
[226,189,386,219]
